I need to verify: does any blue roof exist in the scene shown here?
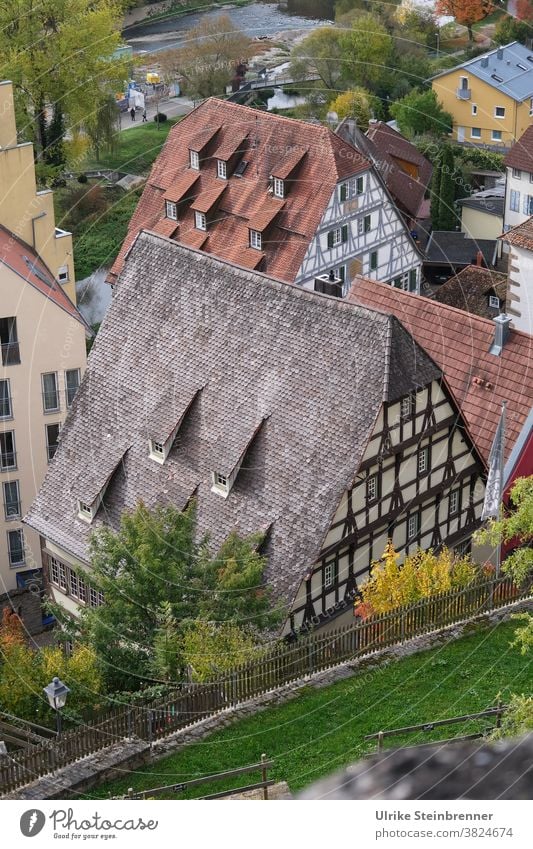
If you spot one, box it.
[433,42,533,102]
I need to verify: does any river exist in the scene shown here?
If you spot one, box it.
[124,1,332,54]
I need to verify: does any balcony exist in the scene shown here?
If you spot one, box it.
[456,87,471,100]
[1,342,20,366]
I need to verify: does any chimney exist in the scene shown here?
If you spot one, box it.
[497,47,504,60]
[489,314,511,356]
[314,272,343,298]
[476,250,483,267]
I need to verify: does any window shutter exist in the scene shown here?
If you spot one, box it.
[339,183,347,202]
[341,224,348,243]
[327,231,334,248]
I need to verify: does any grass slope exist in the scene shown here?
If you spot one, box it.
[72,191,140,281]
[88,619,532,800]
[84,117,180,174]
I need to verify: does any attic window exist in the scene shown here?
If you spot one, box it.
[166,201,178,220]
[190,150,200,170]
[234,160,249,177]
[273,177,284,198]
[250,229,262,250]
[517,63,527,70]
[217,160,227,179]
[149,439,166,463]
[491,74,503,83]
[400,394,414,420]
[58,265,69,283]
[195,211,207,231]
[211,471,229,497]
[340,176,365,202]
[489,295,500,309]
[77,500,94,523]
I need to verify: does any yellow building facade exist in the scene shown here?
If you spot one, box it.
[432,43,533,150]
[0,80,88,595]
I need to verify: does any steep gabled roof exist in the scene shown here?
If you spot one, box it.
[350,278,533,463]
[0,225,88,329]
[504,125,533,172]
[502,215,533,250]
[433,266,507,319]
[26,232,439,607]
[108,98,371,285]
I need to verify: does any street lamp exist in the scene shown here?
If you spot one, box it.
[43,676,70,736]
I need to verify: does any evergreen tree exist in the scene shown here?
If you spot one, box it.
[438,145,458,231]
[45,105,65,168]
[430,149,443,230]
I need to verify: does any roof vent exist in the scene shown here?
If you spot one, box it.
[527,55,533,63]
[491,73,504,83]
[314,271,343,298]
[234,159,249,177]
[497,48,504,60]
[489,313,511,356]
[517,63,527,70]
[481,57,489,68]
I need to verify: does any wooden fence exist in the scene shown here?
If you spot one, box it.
[122,753,274,800]
[365,701,507,753]
[0,576,528,795]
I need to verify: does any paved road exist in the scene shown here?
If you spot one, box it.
[119,95,194,130]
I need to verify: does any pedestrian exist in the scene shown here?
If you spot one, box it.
[130,107,136,122]
[142,108,147,123]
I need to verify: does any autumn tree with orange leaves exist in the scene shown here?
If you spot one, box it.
[436,0,494,41]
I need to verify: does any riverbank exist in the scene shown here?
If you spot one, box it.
[123,0,251,31]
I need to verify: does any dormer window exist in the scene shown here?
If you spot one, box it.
[212,471,229,497]
[273,177,284,198]
[195,211,207,231]
[166,201,178,220]
[58,265,69,283]
[217,160,227,179]
[400,394,414,420]
[77,500,95,523]
[149,440,166,462]
[190,150,200,170]
[250,229,262,250]
[489,295,500,309]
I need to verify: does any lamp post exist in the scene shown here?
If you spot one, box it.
[43,676,70,736]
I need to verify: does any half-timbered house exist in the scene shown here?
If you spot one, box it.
[26,233,486,633]
[108,98,422,297]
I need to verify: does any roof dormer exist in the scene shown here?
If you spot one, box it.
[148,386,202,464]
[211,416,268,499]
[269,147,307,198]
[188,125,221,171]
[212,132,248,180]
[75,446,128,524]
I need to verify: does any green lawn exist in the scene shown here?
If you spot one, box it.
[84,117,181,174]
[88,619,532,800]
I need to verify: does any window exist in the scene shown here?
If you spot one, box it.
[449,489,459,515]
[470,127,481,139]
[418,446,430,475]
[3,480,20,519]
[340,175,364,201]
[42,372,59,413]
[400,395,413,420]
[530,98,533,117]
[358,215,371,235]
[530,172,533,183]
[366,474,378,502]
[212,471,231,497]
[250,229,262,250]
[195,211,207,231]
[0,431,16,470]
[69,570,79,599]
[189,149,199,170]
[510,189,520,212]
[407,513,419,540]
[460,76,468,90]
[7,529,24,566]
[0,317,20,365]
[491,130,502,142]
[149,439,166,462]
[58,265,69,283]
[370,251,378,271]
[494,106,505,118]
[0,379,12,418]
[65,369,80,408]
[165,200,177,220]
[217,159,227,179]
[409,269,417,292]
[89,587,104,608]
[471,104,477,116]
[523,194,533,215]
[513,168,521,179]
[77,501,93,522]
[46,423,60,461]
[489,295,500,309]
[324,560,335,589]
[273,177,284,198]
[327,226,348,248]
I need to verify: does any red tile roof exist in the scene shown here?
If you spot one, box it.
[152,218,178,238]
[502,215,533,250]
[349,278,533,464]
[109,98,370,284]
[248,198,284,232]
[0,225,88,328]
[504,125,533,172]
[365,121,432,220]
[163,171,199,202]
[190,182,227,213]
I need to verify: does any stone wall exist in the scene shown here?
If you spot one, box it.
[4,597,532,800]
[0,587,43,636]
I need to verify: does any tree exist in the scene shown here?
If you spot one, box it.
[342,14,393,91]
[435,0,494,42]
[0,0,129,158]
[84,96,119,164]
[475,476,533,585]
[355,542,479,617]
[52,502,278,691]
[438,145,458,230]
[515,0,533,20]
[182,621,260,682]
[159,14,252,100]
[390,88,453,138]
[328,88,375,128]
[45,105,65,168]
[494,15,532,45]
[290,28,345,91]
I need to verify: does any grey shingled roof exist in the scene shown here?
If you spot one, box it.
[25,232,440,608]
[431,42,533,102]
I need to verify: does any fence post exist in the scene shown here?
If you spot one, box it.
[127,787,133,799]
[308,639,314,676]
[148,710,153,751]
[127,709,132,740]
[377,731,384,753]
[496,698,503,730]
[261,752,269,800]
